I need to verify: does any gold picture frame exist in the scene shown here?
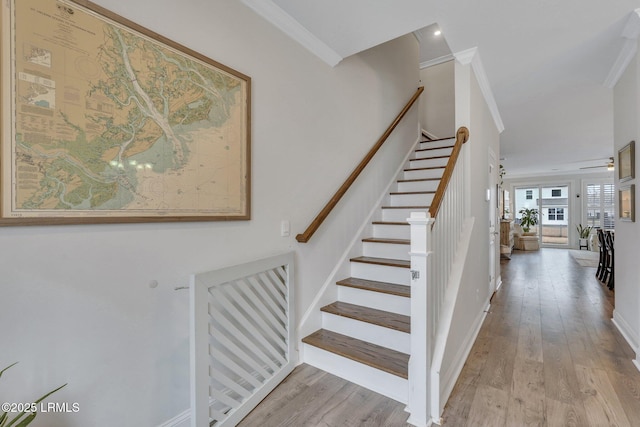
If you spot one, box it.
[619,185,635,222]
[1,0,251,226]
[618,140,635,183]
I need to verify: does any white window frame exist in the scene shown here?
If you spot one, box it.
[582,179,615,230]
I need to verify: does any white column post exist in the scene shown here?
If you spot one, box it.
[190,276,209,427]
[406,211,435,427]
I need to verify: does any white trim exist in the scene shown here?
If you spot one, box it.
[604,9,640,88]
[421,128,440,141]
[612,310,639,353]
[241,0,343,67]
[157,409,190,427]
[439,299,490,412]
[413,30,424,45]
[430,217,475,419]
[453,48,505,133]
[420,54,455,70]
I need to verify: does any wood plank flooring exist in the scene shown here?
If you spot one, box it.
[443,248,640,427]
[238,248,640,427]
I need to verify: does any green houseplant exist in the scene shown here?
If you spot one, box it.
[0,362,66,427]
[576,224,593,239]
[576,224,593,250]
[518,208,539,234]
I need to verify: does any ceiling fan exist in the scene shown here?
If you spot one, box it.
[580,157,614,171]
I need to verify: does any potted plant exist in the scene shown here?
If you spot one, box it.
[518,208,539,235]
[0,362,66,426]
[576,224,592,249]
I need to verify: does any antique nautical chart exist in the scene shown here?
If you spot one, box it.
[1,0,250,222]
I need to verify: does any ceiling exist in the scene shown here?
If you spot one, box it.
[242,0,640,178]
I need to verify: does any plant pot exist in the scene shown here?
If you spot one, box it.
[523,232,537,236]
[579,238,588,250]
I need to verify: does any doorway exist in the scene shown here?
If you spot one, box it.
[514,184,570,247]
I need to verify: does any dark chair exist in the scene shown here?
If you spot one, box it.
[596,229,608,282]
[604,231,614,290]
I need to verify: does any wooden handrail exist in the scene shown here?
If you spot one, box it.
[296,86,424,243]
[429,126,469,219]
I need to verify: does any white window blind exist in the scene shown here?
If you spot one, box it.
[586,183,614,229]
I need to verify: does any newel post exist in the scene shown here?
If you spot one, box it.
[406,211,435,427]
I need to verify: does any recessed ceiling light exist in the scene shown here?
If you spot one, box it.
[434,30,442,36]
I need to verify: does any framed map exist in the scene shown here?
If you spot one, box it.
[1,0,251,225]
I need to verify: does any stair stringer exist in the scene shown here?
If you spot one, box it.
[427,217,487,424]
[297,136,421,352]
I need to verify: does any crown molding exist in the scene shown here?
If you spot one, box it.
[454,48,505,133]
[420,54,454,70]
[241,0,343,67]
[604,9,640,88]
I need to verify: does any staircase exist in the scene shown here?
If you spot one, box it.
[301,136,455,404]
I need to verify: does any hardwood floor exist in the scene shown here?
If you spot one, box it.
[237,363,411,427]
[238,248,640,426]
[442,248,640,427]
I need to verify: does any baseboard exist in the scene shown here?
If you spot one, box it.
[612,310,639,357]
[157,409,190,427]
[439,299,489,405]
[421,129,440,141]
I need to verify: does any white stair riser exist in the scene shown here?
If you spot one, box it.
[414,147,453,159]
[362,241,410,260]
[382,207,428,222]
[351,262,409,285]
[403,168,444,180]
[338,285,410,315]
[397,180,440,193]
[390,192,434,207]
[302,343,408,404]
[372,224,410,239]
[419,138,455,150]
[409,157,449,169]
[321,313,410,353]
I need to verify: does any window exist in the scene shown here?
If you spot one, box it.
[548,208,564,220]
[551,189,561,197]
[586,182,614,229]
[526,190,533,200]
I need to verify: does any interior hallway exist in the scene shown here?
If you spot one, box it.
[239,248,640,426]
[442,248,640,426]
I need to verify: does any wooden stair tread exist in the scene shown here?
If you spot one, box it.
[404,166,446,171]
[410,155,450,161]
[371,221,409,226]
[362,238,409,245]
[381,205,429,210]
[350,256,410,268]
[390,191,436,195]
[321,301,410,333]
[337,277,410,297]
[416,145,455,152]
[397,178,440,183]
[420,136,455,142]
[302,329,409,379]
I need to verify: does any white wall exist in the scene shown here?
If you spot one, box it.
[613,49,640,360]
[438,58,500,398]
[419,61,455,139]
[0,1,420,426]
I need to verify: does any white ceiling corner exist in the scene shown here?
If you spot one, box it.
[241,0,640,177]
[604,9,640,88]
[420,54,454,70]
[454,48,505,134]
[241,0,343,67]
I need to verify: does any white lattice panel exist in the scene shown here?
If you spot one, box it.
[191,252,296,427]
